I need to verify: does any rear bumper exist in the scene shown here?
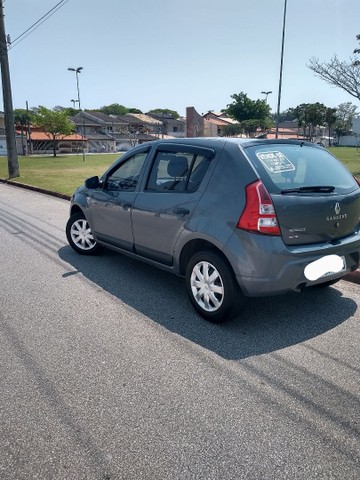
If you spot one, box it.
[224,230,360,297]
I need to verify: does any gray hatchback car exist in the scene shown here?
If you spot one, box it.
[66,138,360,322]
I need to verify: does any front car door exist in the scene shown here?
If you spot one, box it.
[87,149,149,251]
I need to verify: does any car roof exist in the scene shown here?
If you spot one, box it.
[151,137,314,149]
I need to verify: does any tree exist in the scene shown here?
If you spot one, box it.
[226,92,271,122]
[99,103,129,116]
[225,92,272,137]
[308,35,360,101]
[291,103,327,141]
[97,104,143,116]
[353,33,360,66]
[127,108,143,114]
[32,106,74,157]
[333,102,358,144]
[271,108,297,123]
[222,124,243,137]
[324,107,337,146]
[147,108,180,119]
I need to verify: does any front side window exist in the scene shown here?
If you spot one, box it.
[147,151,211,193]
[106,152,148,191]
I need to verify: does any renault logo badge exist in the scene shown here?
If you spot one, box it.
[335,202,341,215]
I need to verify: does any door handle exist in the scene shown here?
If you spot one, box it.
[173,207,190,216]
[122,203,132,209]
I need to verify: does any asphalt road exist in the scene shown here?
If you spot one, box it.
[0,183,359,480]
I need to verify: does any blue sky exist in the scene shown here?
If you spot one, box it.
[5,0,360,117]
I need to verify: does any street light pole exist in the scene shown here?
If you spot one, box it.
[261,90,272,104]
[275,0,288,139]
[68,66,85,160]
[68,66,82,109]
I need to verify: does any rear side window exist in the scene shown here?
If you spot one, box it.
[244,144,358,194]
[146,151,211,192]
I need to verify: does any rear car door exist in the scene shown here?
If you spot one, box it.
[132,145,214,265]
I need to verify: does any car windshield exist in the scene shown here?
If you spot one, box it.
[243,144,358,195]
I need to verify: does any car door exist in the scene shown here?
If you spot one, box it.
[132,146,214,265]
[87,149,149,251]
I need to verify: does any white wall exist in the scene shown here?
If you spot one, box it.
[0,138,7,155]
[338,117,360,147]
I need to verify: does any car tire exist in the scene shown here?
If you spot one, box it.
[186,250,244,322]
[66,212,99,255]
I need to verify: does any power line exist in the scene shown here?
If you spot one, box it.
[9,0,70,49]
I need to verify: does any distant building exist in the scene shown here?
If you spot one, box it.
[202,111,240,136]
[337,117,360,146]
[71,111,164,151]
[0,111,7,155]
[186,107,241,138]
[146,112,185,138]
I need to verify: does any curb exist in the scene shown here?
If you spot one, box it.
[0,178,71,201]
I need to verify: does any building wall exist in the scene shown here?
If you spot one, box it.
[338,117,360,146]
[186,107,204,137]
[0,137,7,155]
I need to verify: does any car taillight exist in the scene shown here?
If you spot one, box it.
[353,175,360,187]
[237,180,281,235]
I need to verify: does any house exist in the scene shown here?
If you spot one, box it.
[71,111,118,152]
[264,122,306,140]
[146,112,185,138]
[186,107,242,137]
[29,128,85,154]
[202,111,240,136]
[14,125,85,155]
[71,111,163,151]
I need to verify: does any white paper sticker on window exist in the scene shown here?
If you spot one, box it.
[257,151,295,174]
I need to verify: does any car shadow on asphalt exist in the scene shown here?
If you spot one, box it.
[59,246,357,360]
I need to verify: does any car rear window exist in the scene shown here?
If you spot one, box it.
[244,144,358,194]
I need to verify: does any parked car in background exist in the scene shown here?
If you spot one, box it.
[66,138,360,322]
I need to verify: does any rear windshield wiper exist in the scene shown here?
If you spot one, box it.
[281,185,335,194]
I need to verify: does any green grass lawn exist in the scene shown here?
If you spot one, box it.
[0,147,359,196]
[328,147,360,177]
[0,153,120,196]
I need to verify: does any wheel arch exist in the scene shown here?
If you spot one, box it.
[179,239,233,276]
[70,204,85,217]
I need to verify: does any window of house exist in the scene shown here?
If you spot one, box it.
[106,151,148,191]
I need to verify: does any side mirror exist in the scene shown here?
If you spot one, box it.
[85,176,100,189]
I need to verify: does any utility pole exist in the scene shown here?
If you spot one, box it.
[0,0,19,178]
[275,0,288,139]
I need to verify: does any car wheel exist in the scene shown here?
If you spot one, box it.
[66,212,99,255]
[186,251,244,322]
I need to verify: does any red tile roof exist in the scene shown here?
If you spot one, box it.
[17,130,85,141]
